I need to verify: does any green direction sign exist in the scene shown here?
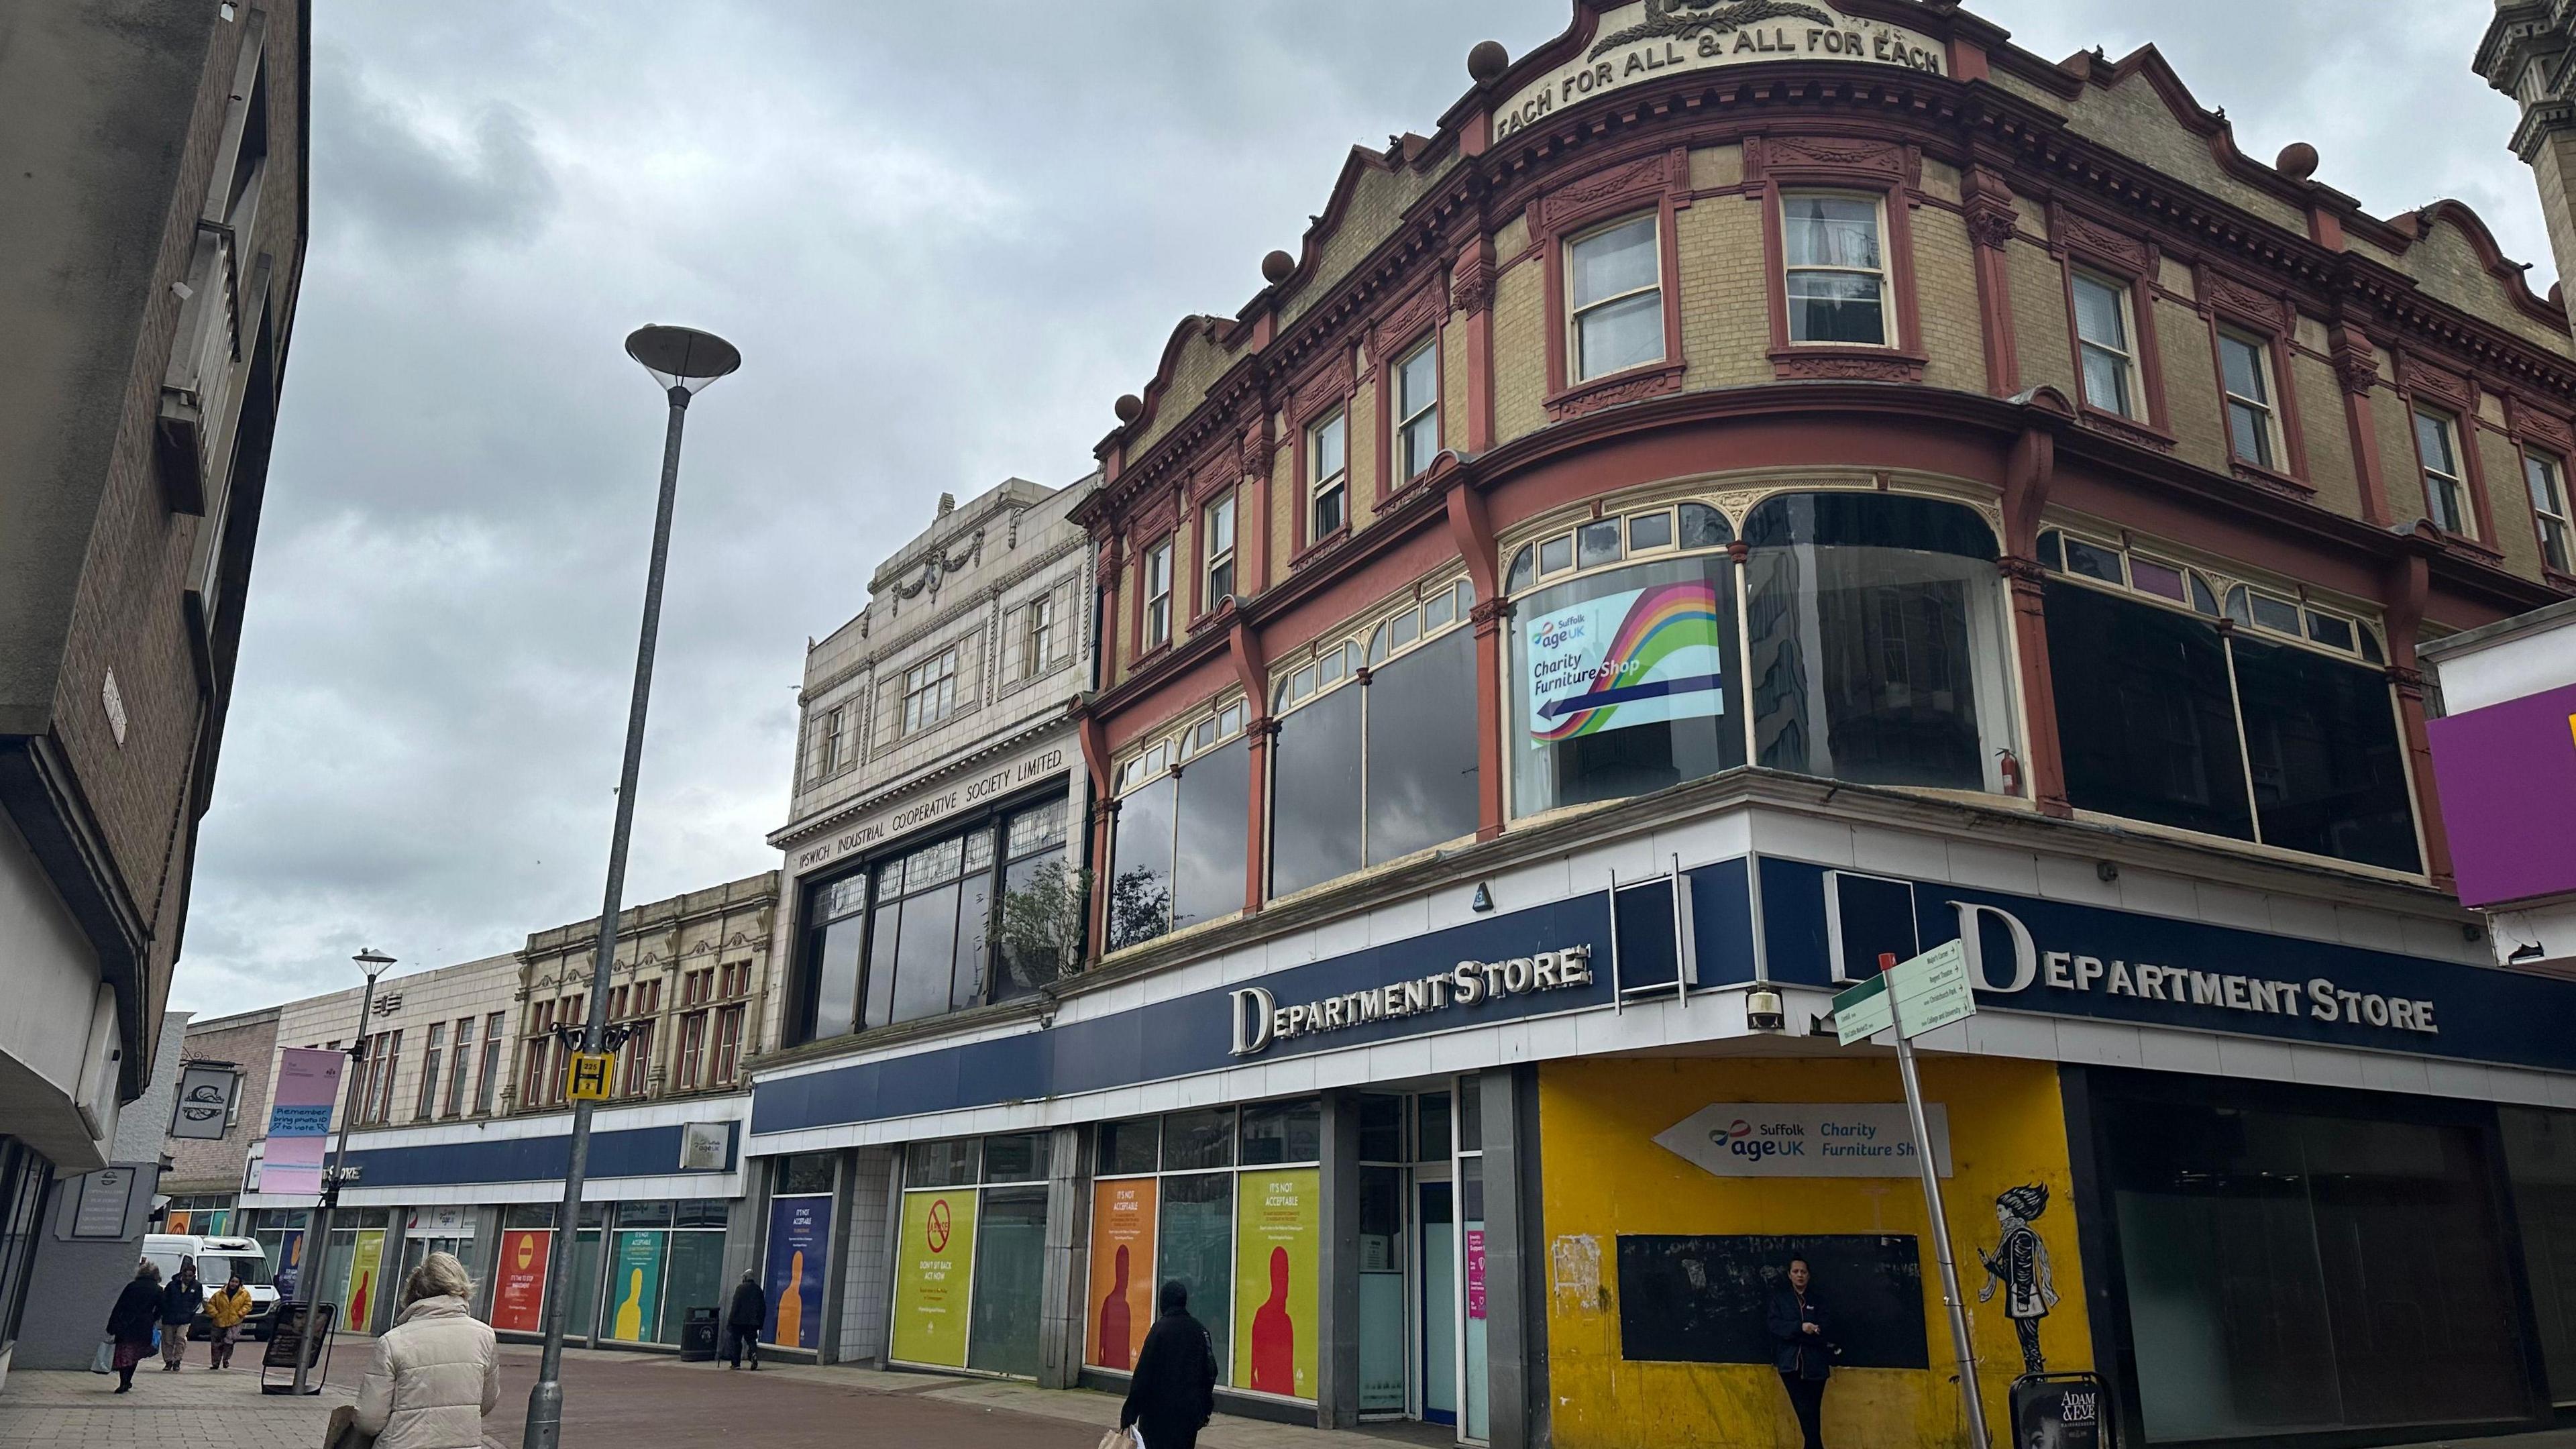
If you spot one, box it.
[1832,938,1976,1044]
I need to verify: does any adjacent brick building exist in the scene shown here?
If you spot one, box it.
[0,0,309,1369]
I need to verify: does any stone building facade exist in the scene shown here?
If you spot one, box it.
[740,5,2576,1448]
[158,1004,281,1210]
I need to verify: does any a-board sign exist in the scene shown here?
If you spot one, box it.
[1614,1234,1928,1368]
[259,1301,337,1390]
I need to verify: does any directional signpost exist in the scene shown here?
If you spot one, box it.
[1832,942,1991,1449]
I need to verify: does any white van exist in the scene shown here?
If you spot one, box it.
[140,1234,280,1340]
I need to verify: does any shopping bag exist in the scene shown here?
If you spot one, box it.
[90,1338,112,1375]
[325,1403,379,1449]
[1094,1428,1142,1449]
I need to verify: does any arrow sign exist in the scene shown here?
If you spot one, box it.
[1833,938,1976,1044]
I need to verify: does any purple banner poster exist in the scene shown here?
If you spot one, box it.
[2427,680,2576,907]
[763,1195,830,1350]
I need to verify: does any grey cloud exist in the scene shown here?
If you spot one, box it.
[319,54,559,257]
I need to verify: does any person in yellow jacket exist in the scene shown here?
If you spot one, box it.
[203,1271,254,1370]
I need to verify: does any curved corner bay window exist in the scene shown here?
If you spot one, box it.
[1741,494,2011,792]
[1269,612,1480,900]
[2044,543,2420,873]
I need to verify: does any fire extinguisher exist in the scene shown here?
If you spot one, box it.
[1997,748,2023,797]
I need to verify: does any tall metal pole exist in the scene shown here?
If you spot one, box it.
[1884,951,1992,1449]
[522,384,692,1449]
[291,958,385,1396]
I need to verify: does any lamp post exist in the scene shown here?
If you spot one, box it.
[522,325,739,1449]
[290,946,395,1397]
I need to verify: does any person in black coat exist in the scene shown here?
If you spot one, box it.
[105,1262,164,1393]
[1768,1256,1837,1449]
[723,1270,767,1370]
[1120,1280,1217,1449]
[157,1258,204,1371]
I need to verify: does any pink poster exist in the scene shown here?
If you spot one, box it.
[260,1047,345,1196]
[1465,1229,1487,1321]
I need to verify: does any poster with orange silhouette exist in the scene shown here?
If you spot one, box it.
[492,1230,551,1332]
[1232,1169,1318,1401]
[1085,1177,1158,1370]
[890,1190,979,1368]
[763,1195,829,1350]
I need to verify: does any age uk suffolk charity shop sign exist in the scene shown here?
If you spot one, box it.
[1524,582,1727,743]
[1654,1102,1954,1179]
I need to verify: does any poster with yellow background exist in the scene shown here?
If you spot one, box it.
[1231,1169,1319,1401]
[345,1229,386,1332]
[1087,1178,1159,1371]
[891,1189,980,1367]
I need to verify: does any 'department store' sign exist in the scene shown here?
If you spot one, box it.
[1494,0,1947,143]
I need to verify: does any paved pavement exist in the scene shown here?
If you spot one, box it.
[0,1336,1408,1449]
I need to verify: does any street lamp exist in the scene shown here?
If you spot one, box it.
[522,325,738,1449]
[289,946,395,1397]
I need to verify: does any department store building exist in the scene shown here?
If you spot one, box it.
[744,5,2576,1447]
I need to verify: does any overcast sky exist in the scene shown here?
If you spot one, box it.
[175,0,2549,1012]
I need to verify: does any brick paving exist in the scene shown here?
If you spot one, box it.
[0,1336,1402,1449]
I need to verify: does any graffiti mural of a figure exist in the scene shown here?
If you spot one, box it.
[1976,1184,2058,1374]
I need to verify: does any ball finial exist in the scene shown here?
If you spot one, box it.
[1261,250,1296,285]
[2276,142,2320,181]
[1468,40,1509,85]
[1114,394,1144,425]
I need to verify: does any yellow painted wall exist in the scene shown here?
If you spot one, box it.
[1540,1055,2088,1449]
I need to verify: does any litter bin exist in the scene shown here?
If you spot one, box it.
[679,1306,720,1363]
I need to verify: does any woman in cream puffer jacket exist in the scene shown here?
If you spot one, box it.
[352,1252,500,1449]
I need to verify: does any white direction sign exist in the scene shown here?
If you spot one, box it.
[1652,1102,1953,1179]
[1833,938,1977,1044]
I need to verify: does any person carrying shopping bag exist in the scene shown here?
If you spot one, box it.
[157,1258,204,1371]
[203,1270,254,1369]
[351,1252,499,1449]
[1119,1281,1218,1449]
[104,1262,162,1393]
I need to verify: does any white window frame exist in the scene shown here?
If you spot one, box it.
[1780,191,1891,347]
[1395,338,1441,480]
[1308,409,1347,541]
[2523,448,2574,573]
[2414,407,2473,538]
[2218,329,2282,470]
[2071,271,2138,418]
[1202,493,1236,605]
[822,704,847,773]
[1023,592,1059,679]
[1144,538,1175,647]
[902,647,959,735]
[1566,213,1666,382]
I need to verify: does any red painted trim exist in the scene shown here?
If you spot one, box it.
[1444,482,1506,839]
[2194,271,2312,490]
[2330,327,2392,527]
[1533,148,1690,417]
[2053,211,2169,436]
[1753,137,1929,383]
[1963,167,2021,397]
[1453,237,1497,455]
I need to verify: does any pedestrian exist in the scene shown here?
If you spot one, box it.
[204,1270,254,1370]
[104,1261,162,1393]
[158,1257,204,1371]
[724,1269,767,1371]
[351,1251,499,1449]
[1120,1280,1217,1449]
[1768,1256,1837,1449]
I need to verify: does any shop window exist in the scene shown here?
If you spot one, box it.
[1269,678,1362,897]
[1099,1118,1161,1176]
[2048,582,2255,843]
[996,798,1073,996]
[1781,193,1888,345]
[906,1138,980,1188]
[1396,339,1440,480]
[982,1132,1051,1183]
[2072,272,2138,417]
[1163,1108,1237,1171]
[1742,494,2009,793]
[1363,627,1480,865]
[2414,407,2473,537]
[2526,449,2574,573]
[778,1153,839,1195]
[2232,636,2420,872]
[1308,410,1347,540]
[1567,214,1664,381]
[2502,1107,2576,1405]
[1240,1099,1322,1166]
[969,1185,1049,1377]
[1158,1173,1237,1385]
[2219,330,2281,469]
[1108,775,1177,951]
[2102,1095,2532,1440]
[1628,511,1673,553]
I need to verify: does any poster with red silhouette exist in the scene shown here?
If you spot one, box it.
[1232,1169,1318,1400]
[1086,1177,1158,1371]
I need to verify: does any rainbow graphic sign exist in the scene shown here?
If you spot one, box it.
[1524,581,1726,740]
